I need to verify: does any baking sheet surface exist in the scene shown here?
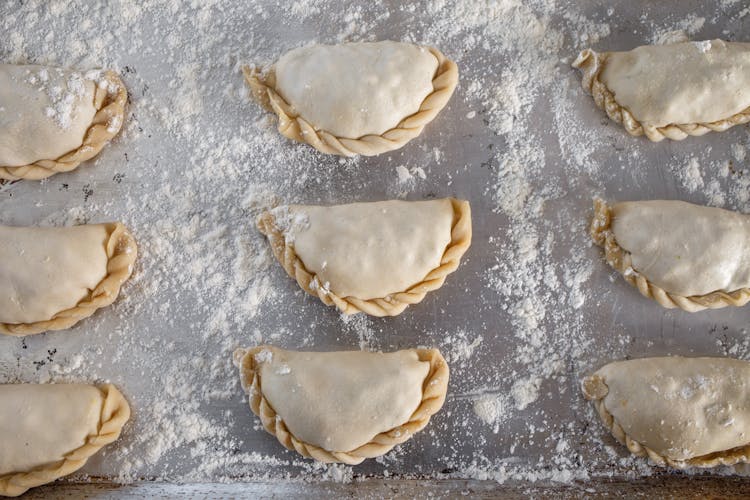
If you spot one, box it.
[2,0,750,485]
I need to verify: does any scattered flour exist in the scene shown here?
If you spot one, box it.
[1,0,748,490]
[672,157,705,193]
[473,395,507,434]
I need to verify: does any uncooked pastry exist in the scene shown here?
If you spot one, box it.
[0,383,130,497]
[244,41,458,156]
[257,198,472,316]
[233,345,449,464]
[590,199,750,311]
[573,40,750,141]
[582,356,750,468]
[0,64,126,180]
[0,223,137,335]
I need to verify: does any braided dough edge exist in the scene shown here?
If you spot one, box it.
[233,346,449,465]
[0,223,138,336]
[582,374,750,469]
[590,198,750,312]
[0,70,127,181]
[242,46,458,156]
[0,384,131,497]
[257,198,471,317]
[572,49,750,142]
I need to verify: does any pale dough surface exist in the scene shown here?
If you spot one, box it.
[0,64,97,166]
[601,40,750,127]
[611,200,750,296]
[275,41,438,138]
[256,347,429,452]
[595,357,750,461]
[0,384,102,475]
[273,199,453,300]
[0,225,110,324]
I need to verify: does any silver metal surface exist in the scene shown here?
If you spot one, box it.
[2,0,750,490]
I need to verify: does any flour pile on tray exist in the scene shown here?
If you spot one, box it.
[2,0,750,487]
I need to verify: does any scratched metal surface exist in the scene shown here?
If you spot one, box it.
[2,0,750,492]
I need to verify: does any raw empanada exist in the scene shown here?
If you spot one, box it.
[0,383,130,497]
[233,346,449,464]
[582,357,750,468]
[573,40,750,141]
[244,41,458,156]
[257,198,471,316]
[0,64,126,180]
[0,223,137,335]
[591,199,750,312]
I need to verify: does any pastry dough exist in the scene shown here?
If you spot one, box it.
[0,223,137,335]
[233,346,449,464]
[257,198,471,316]
[591,199,750,311]
[0,383,130,497]
[0,64,126,180]
[573,40,750,141]
[582,357,750,468]
[244,41,458,156]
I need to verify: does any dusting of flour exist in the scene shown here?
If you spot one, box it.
[1,0,749,489]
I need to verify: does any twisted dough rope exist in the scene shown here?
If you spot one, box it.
[243,46,458,156]
[233,346,449,465]
[0,384,131,497]
[257,198,472,317]
[582,374,750,469]
[0,223,138,336]
[590,198,750,312]
[572,49,750,142]
[0,70,127,181]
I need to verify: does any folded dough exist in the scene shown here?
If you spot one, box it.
[0,64,126,180]
[0,383,130,497]
[573,40,750,141]
[244,41,458,156]
[0,223,137,335]
[591,199,750,311]
[233,346,449,464]
[257,198,471,316]
[582,357,750,468]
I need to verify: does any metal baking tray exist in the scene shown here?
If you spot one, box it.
[2,0,750,496]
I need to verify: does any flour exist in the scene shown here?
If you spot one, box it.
[25,66,89,130]
[511,376,542,410]
[650,15,706,45]
[473,395,507,434]
[672,157,705,192]
[1,0,749,490]
[396,165,427,184]
[270,206,310,244]
[694,40,712,53]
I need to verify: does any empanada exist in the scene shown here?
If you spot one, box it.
[0,223,137,335]
[233,346,448,464]
[591,199,750,311]
[257,198,471,316]
[0,64,126,180]
[573,40,750,141]
[0,383,130,497]
[244,41,458,156]
[582,357,750,468]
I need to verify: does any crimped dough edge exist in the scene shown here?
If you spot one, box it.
[572,48,750,142]
[590,198,750,312]
[242,45,458,156]
[233,346,449,465]
[0,384,131,497]
[0,223,138,336]
[0,70,127,181]
[257,198,472,317]
[581,373,750,469]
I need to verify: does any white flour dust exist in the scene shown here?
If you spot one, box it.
[1,0,750,489]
